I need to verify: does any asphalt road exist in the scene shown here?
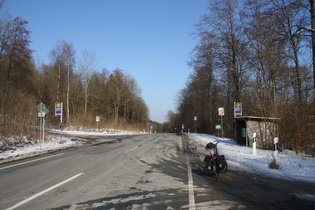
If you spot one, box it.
[0,133,314,209]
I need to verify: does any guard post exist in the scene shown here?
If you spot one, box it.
[273,137,279,165]
[253,132,256,155]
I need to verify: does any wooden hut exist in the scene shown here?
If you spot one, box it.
[234,116,280,149]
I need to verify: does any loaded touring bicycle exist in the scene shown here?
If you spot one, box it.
[204,142,227,182]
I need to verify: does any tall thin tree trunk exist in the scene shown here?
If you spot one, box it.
[57,63,61,101]
[67,65,70,122]
[84,81,88,116]
[311,0,315,101]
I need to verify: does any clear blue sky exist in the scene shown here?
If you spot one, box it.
[5,0,208,123]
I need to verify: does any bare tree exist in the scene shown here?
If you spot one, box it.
[0,15,36,136]
[123,74,141,123]
[50,40,75,122]
[50,43,63,101]
[107,69,125,124]
[78,48,97,116]
[269,0,310,102]
[64,43,75,122]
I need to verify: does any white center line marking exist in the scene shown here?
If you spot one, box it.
[186,156,196,210]
[6,172,84,210]
[124,146,139,154]
[0,153,64,171]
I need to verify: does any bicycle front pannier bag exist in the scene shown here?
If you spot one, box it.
[217,155,226,169]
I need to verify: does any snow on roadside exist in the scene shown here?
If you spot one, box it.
[188,133,315,183]
[0,129,138,164]
[53,127,139,136]
[0,134,79,163]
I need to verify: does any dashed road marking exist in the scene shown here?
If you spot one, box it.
[186,156,196,210]
[124,146,140,154]
[6,172,84,210]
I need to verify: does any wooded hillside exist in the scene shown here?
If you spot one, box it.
[0,9,149,140]
[165,0,315,156]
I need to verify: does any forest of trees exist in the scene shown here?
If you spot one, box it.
[165,0,315,156]
[0,5,149,141]
[2,0,315,156]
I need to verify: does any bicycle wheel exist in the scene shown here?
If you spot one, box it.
[213,162,219,182]
[221,161,228,173]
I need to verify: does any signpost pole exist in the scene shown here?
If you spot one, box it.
[221,115,223,137]
[215,125,221,137]
[60,102,63,123]
[253,132,257,155]
[218,108,224,137]
[59,122,64,141]
[96,116,100,132]
[38,102,49,150]
[39,114,42,149]
[43,115,45,148]
[55,102,63,140]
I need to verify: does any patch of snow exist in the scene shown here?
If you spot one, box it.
[0,134,79,163]
[49,127,139,135]
[0,128,139,164]
[293,192,315,201]
[188,133,315,183]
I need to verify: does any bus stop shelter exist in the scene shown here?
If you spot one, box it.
[234,116,280,149]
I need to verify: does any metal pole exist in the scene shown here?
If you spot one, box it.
[234,120,236,141]
[253,133,256,155]
[40,116,42,150]
[43,116,45,144]
[221,116,223,137]
[61,102,63,123]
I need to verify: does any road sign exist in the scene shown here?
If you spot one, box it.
[37,103,49,117]
[96,116,100,122]
[38,103,49,114]
[234,102,242,117]
[55,102,62,116]
[37,103,44,112]
[37,103,49,149]
[38,112,46,117]
[218,108,224,116]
